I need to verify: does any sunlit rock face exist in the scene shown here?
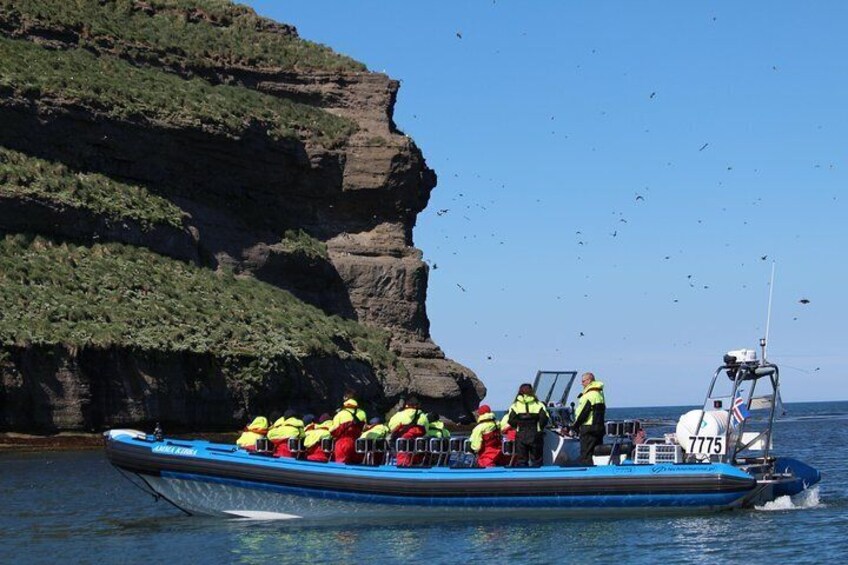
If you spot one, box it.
[0,1,483,431]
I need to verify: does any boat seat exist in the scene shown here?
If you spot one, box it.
[356,438,388,466]
[287,437,305,457]
[395,438,414,453]
[446,438,477,468]
[254,438,273,455]
[429,437,450,466]
[320,438,335,457]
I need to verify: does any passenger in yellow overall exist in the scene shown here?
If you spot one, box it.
[236,416,268,451]
[571,372,606,465]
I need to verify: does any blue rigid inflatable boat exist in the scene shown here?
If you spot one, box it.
[104,347,821,519]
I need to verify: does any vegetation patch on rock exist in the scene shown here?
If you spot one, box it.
[0,146,187,230]
[0,35,357,146]
[0,0,366,72]
[0,234,398,375]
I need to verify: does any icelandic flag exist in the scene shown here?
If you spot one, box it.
[731,391,751,428]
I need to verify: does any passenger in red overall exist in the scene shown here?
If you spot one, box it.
[330,395,367,464]
[304,413,333,462]
[471,405,503,468]
[388,397,428,467]
[267,410,304,458]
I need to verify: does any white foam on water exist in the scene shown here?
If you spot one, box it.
[224,510,302,520]
[755,486,823,511]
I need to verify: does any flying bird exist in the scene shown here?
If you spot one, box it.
[456,31,462,39]
[799,298,810,305]
[456,283,466,292]
[437,209,449,216]
[699,143,709,151]
[635,194,645,202]
[760,255,768,261]
[649,92,656,99]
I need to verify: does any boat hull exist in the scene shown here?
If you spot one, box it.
[105,431,769,518]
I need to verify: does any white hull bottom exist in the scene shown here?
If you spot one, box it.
[140,474,739,522]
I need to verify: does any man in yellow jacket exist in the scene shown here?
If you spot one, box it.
[236,416,268,451]
[572,372,606,465]
[507,383,550,467]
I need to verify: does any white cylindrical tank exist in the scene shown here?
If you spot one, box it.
[676,409,729,452]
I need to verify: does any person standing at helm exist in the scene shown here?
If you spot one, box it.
[388,396,428,467]
[572,372,606,465]
[507,383,550,467]
[330,391,367,464]
[470,405,503,467]
[236,416,268,451]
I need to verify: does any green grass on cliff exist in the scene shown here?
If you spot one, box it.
[0,146,186,229]
[0,234,397,374]
[274,229,329,261]
[0,36,357,146]
[0,0,365,72]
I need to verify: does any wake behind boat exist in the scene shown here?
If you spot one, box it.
[104,342,821,519]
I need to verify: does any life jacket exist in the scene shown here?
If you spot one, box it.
[267,416,304,444]
[575,381,606,427]
[470,413,502,467]
[508,394,550,432]
[236,416,268,449]
[388,407,428,438]
[360,423,389,440]
[303,421,332,449]
[331,404,367,439]
[426,420,450,439]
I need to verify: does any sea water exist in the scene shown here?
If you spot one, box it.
[1,402,846,564]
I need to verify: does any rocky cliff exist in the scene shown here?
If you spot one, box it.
[0,0,484,433]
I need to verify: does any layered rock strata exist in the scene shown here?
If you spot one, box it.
[0,1,485,431]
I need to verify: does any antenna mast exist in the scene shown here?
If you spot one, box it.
[763,261,776,361]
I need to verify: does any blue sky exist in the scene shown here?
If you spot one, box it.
[248,1,847,408]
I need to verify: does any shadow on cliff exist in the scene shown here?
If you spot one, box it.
[0,104,369,320]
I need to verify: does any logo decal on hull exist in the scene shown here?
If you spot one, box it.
[153,445,198,457]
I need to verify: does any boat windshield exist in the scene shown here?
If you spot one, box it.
[533,370,578,406]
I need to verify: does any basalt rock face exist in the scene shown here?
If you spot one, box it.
[0,1,484,432]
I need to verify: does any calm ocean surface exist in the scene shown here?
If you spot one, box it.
[2,401,846,564]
